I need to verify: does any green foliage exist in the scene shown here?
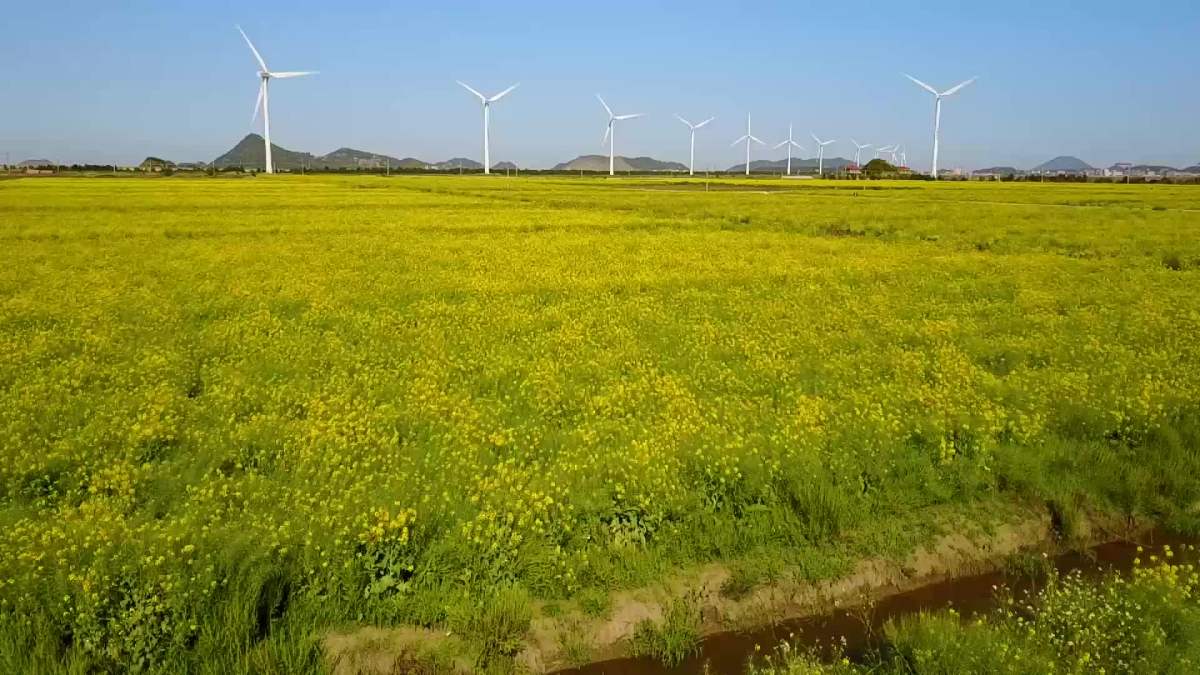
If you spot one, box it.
[630,593,702,666]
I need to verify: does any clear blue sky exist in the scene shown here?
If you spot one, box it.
[2,1,1197,170]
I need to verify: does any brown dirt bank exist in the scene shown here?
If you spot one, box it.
[323,505,1142,674]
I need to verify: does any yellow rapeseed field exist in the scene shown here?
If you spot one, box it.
[1,175,1198,670]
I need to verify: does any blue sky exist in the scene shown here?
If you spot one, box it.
[2,1,1197,170]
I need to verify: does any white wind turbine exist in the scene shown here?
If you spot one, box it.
[731,113,765,177]
[849,139,872,167]
[888,145,901,164]
[903,73,977,179]
[773,124,805,176]
[237,26,316,175]
[675,114,715,176]
[598,95,644,176]
[457,81,519,175]
[810,134,836,177]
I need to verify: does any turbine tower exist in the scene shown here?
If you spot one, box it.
[598,95,643,176]
[457,81,519,175]
[810,134,836,177]
[237,26,316,175]
[675,115,715,176]
[731,113,765,177]
[773,124,804,176]
[849,139,872,167]
[903,73,977,179]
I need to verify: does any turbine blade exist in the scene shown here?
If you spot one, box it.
[695,117,715,129]
[271,71,317,79]
[614,113,643,121]
[940,77,978,97]
[810,133,822,144]
[236,25,269,73]
[252,82,264,123]
[791,141,805,151]
[675,114,692,128]
[602,123,611,146]
[903,73,939,96]
[457,81,486,101]
[732,135,748,147]
[488,83,520,102]
[596,94,613,117]
[773,140,788,149]
[749,135,765,145]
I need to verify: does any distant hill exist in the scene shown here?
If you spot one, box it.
[1183,165,1200,174]
[17,159,54,168]
[491,161,518,171]
[393,157,430,169]
[213,134,316,170]
[139,157,175,171]
[973,166,1022,176]
[552,155,687,172]
[212,135,433,171]
[1127,164,1181,174]
[727,157,853,173]
[314,147,416,170]
[431,157,483,171]
[1031,156,1093,173]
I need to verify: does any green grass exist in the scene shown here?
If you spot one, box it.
[1,174,1198,671]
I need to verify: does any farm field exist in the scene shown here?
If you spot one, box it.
[2,175,1199,672]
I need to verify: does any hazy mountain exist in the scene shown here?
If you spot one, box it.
[138,157,175,171]
[1126,164,1181,174]
[17,159,54,168]
[552,155,688,172]
[727,157,853,173]
[392,157,431,169]
[213,134,316,170]
[973,166,1022,175]
[431,157,483,170]
[491,161,518,171]
[1183,165,1200,174]
[1031,156,1093,173]
[313,147,416,170]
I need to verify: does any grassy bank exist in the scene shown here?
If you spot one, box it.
[1,175,1198,671]
[749,546,1200,674]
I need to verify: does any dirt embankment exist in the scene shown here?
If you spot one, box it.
[325,507,1139,674]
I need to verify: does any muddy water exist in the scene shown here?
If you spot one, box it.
[558,530,1195,675]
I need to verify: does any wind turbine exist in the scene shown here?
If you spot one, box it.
[900,145,908,168]
[598,95,643,176]
[237,26,316,175]
[903,74,977,179]
[849,139,871,167]
[731,113,765,176]
[773,124,805,176]
[810,134,836,177]
[457,81,519,175]
[675,114,715,176]
[888,145,901,164]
